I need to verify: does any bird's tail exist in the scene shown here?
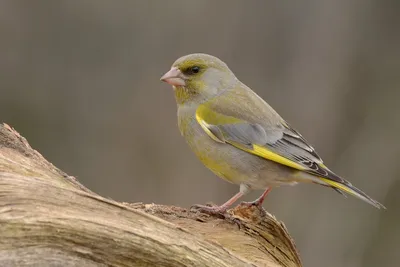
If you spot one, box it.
[319,177,386,209]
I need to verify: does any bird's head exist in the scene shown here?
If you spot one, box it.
[161,54,237,104]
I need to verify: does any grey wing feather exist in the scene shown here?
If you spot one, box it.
[266,123,347,184]
[208,123,268,148]
[208,120,347,184]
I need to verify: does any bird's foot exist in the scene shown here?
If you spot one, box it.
[240,187,271,210]
[190,204,228,219]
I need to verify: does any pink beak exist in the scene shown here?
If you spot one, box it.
[160,67,186,86]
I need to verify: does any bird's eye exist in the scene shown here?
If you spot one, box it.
[190,66,200,74]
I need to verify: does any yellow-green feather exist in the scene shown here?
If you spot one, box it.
[196,104,241,125]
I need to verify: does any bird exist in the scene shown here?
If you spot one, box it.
[160,53,385,214]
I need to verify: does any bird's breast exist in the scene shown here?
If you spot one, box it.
[177,106,249,184]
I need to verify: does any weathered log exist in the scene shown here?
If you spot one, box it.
[0,123,301,267]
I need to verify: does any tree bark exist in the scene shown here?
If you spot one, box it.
[0,123,301,267]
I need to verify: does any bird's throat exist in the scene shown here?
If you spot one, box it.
[174,86,197,105]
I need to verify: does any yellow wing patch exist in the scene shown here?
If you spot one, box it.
[234,143,306,171]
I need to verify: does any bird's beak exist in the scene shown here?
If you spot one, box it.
[160,67,186,86]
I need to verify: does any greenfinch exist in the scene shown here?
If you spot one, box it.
[160,53,385,213]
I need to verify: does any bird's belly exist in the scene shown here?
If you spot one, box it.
[180,118,297,189]
[188,135,247,184]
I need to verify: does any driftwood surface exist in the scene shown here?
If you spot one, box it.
[0,123,302,267]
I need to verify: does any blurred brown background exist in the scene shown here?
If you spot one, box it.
[1,1,399,266]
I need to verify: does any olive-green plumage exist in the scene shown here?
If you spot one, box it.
[161,53,385,211]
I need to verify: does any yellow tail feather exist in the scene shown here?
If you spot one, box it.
[319,178,385,209]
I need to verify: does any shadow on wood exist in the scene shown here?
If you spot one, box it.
[0,123,301,267]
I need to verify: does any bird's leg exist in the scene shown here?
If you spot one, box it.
[241,187,271,209]
[191,191,243,215]
[191,184,250,216]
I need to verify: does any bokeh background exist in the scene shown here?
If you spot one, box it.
[1,1,399,266]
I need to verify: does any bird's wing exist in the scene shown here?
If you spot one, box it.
[195,102,385,208]
[196,103,329,177]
